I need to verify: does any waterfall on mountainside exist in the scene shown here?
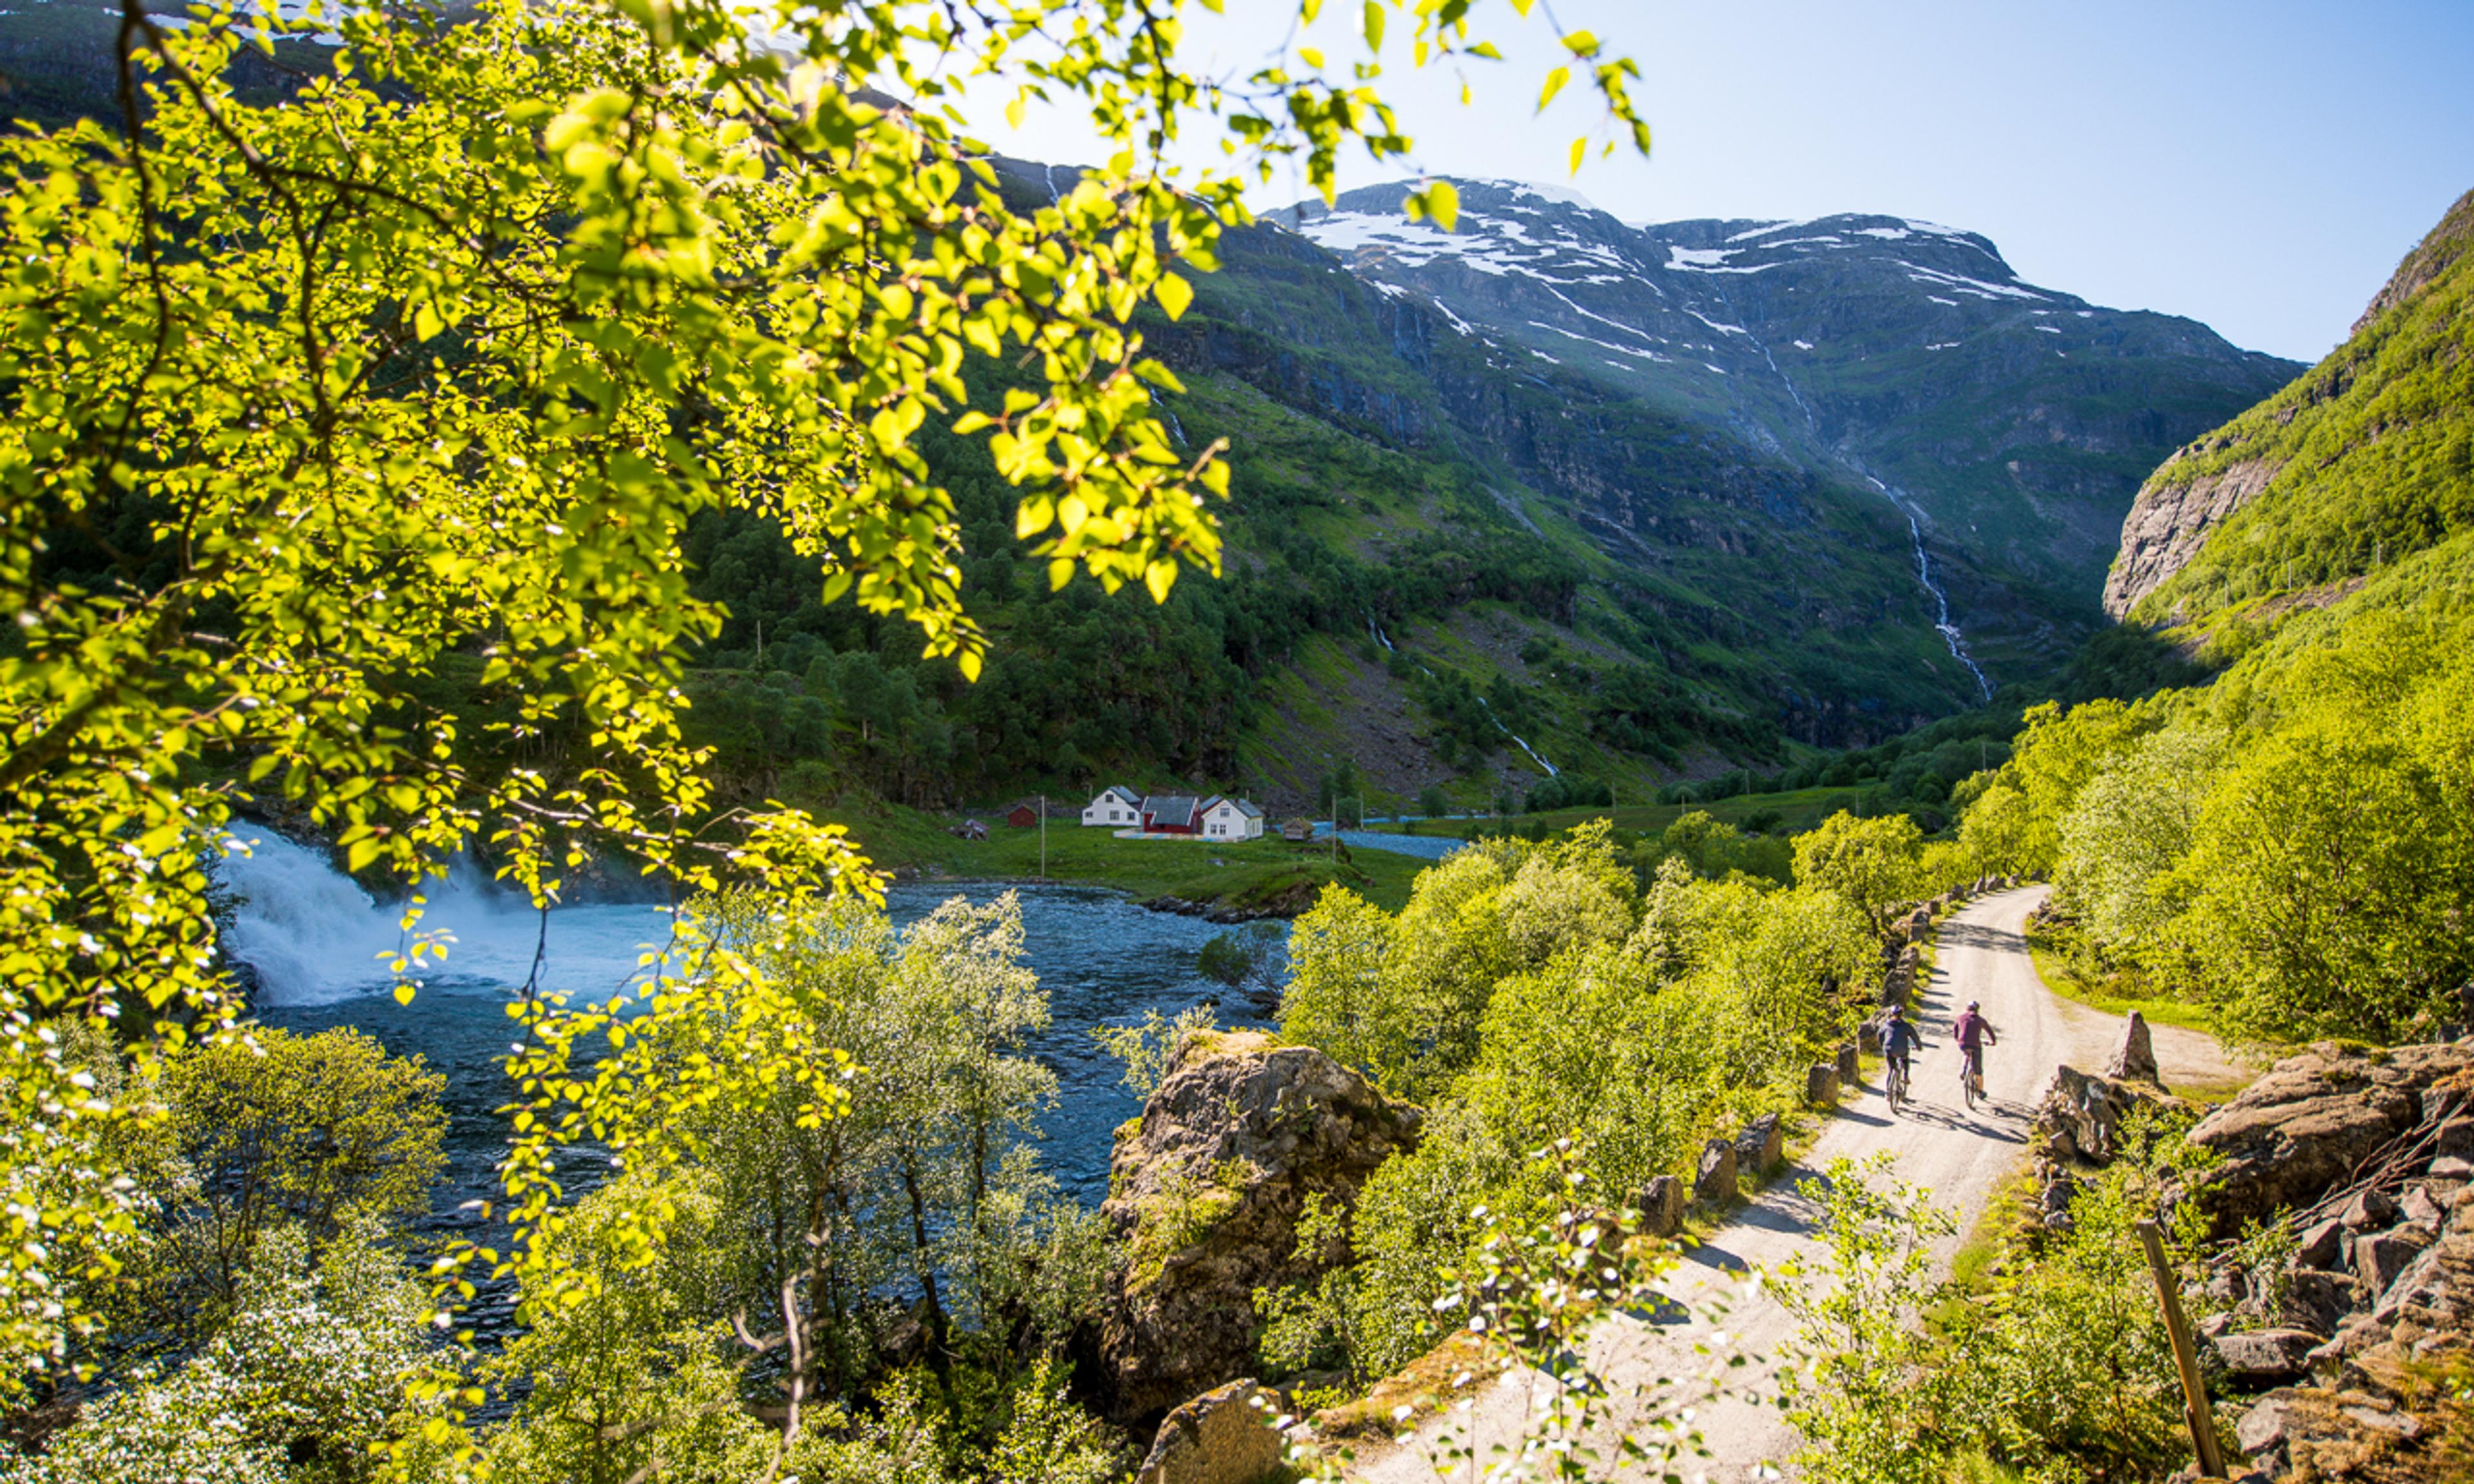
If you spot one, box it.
[1866,479,1995,701]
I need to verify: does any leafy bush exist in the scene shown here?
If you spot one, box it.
[1781,1121,2247,1484]
[1196,925,1282,991]
[6,1223,427,1484]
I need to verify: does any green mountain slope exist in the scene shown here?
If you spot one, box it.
[2106,187,2474,627]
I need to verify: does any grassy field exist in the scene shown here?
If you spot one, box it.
[818,799,1431,912]
[2022,937,2218,1037]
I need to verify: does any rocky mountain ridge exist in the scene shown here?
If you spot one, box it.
[1287,178,2300,677]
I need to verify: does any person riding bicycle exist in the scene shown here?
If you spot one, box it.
[1951,1000,1998,1092]
[1880,1007,1925,1098]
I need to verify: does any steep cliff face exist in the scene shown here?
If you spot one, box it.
[2105,187,2474,624]
[2104,455,2281,617]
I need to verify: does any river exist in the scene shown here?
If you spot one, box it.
[218,832,1283,1223]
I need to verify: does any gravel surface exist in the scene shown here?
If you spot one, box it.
[1350,885,2245,1482]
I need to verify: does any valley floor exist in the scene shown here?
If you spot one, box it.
[1347,886,2248,1482]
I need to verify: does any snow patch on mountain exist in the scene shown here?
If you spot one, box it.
[1686,309,1750,337]
[1502,180,1599,212]
[1901,262,2042,301]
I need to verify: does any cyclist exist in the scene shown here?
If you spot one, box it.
[1880,1007,1925,1107]
[1951,999,1998,1102]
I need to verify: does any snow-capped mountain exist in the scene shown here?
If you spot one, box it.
[1287,179,2299,663]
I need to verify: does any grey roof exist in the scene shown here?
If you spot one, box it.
[1091,785,1141,806]
[1143,794,1200,823]
[1229,799,1265,819]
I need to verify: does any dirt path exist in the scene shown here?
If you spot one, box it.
[1350,885,2245,1482]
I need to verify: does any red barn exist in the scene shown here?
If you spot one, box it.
[1139,794,1203,835]
[1006,802,1044,828]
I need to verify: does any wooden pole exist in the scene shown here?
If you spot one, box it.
[1039,794,1047,881]
[2136,1218,2226,1478]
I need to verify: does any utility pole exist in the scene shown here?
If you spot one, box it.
[1039,794,1048,881]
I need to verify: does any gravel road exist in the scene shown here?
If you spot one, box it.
[1351,885,2244,1482]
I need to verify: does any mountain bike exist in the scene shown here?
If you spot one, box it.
[1961,1044,1985,1108]
[1885,1053,1910,1111]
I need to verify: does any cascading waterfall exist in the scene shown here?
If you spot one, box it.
[216,832,673,1005]
[1398,645,1556,776]
[1475,696,1560,777]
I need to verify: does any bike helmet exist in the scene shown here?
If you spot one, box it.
[1966,1000,1980,1011]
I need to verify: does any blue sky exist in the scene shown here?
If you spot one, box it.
[970,0,2474,363]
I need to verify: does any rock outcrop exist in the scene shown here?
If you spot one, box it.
[2229,1176,2474,1479]
[1100,1031,1420,1423]
[2186,1042,2474,1237]
[2162,1038,2474,1478]
[2028,1063,2193,1232]
[2102,454,2282,618]
[1134,1379,1287,1484]
[2102,186,2474,632]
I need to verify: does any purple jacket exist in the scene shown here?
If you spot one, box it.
[1953,1010,1995,1050]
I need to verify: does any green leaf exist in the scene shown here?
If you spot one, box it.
[1539,66,1570,109]
[1362,0,1385,50]
[1155,272,1194,321]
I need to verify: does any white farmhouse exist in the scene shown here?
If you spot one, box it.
[1080,785,1144,828]
[1200,796,1266,841]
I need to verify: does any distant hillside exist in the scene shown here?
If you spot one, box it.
[2106,187,2474,626]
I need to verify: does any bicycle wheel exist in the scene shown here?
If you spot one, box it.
[1961,1054,1977,1108]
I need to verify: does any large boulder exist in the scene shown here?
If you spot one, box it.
[1100,1032,1419,1422]
[1734,1113,1784,1175]
[1134,1380,1286,1484]
[1804,1063,1839,1107]
[2209,1328,2320,1389]
[2187,1042,2474,1236]
[1631,1175,1685,1238]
